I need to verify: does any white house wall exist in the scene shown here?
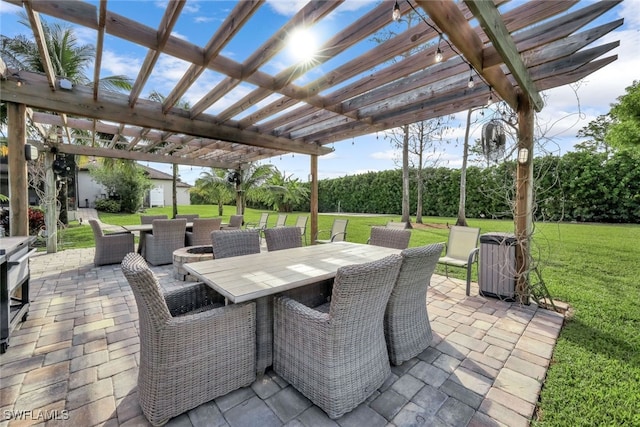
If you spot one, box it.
[76,170,191,208]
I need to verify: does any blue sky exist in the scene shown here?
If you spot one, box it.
[1,0,638,185]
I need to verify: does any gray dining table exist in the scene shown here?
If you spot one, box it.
[183,241,401,374]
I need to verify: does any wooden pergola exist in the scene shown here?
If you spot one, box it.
[0,0,622,302]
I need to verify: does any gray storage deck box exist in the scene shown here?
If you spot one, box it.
[478,233,517,301]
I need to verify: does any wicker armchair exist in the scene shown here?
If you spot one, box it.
[221,214,243,230]
[273,254,402,419]
[140,215,168,224]
[211,229,260,259]
[368,226,411,249]
[89,220,135,266]
[185,218,222,246]
[144,219,187,266]
[264,227,302,252]
[385,243,443,365]
[121,253,256,426]
[175,214,199,221]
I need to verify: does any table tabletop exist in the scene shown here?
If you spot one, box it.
[121,222,194,233]
[183,242,401,303]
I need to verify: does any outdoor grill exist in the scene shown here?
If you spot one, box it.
[0,236,36,353]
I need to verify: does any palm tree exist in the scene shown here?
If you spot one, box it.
[195,163,279,214]
[0,13,131,92]
[191,169,234,216]
[265,168,309,212]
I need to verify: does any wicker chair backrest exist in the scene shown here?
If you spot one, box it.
[211,229,260,259]
[328,254,401,330]
[264,227,301,251]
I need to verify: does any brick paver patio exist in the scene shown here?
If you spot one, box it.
[0,247,564,426]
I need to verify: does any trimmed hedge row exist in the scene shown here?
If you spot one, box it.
[308,150,640,223]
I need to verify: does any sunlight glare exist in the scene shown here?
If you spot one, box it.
[287,27,319,64]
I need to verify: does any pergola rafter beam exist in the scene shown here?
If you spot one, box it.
[465,0,544,111]
[417,0,518,109]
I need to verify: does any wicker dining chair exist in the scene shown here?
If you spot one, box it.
[211,229,260,259]
[385,243,443,365]
[264,227,302,252]
[140,214,168,224]
[89,219,135,266]
[121,253,256,426]
[185,218,222,246]
[273,254,402,419]
[175,213,200,221]
[221,214,243,230]
[368,226,411,249]
[144,219,187,266]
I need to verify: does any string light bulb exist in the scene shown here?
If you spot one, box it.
[392,1,401,21]
[467,65,475,88]
[487,86,494,106]
[434,35,443,63]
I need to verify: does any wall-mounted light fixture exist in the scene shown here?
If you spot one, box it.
[518,148,529,164]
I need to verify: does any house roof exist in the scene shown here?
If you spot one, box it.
[139,164,191,187]
[0,0,623,170]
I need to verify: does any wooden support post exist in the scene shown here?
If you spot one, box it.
[310,155,318,245]
[44,151,58,253]
[515,94,534,304]
[7,102,29,237]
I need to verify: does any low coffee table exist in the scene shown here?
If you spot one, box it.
[173,245,214,281]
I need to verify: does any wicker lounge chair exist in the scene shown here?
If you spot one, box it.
[273,254,402,419]
[385,243,443,365]
[211,229,260,259]
[144,219,187,266]
[294,216,308,245]
[438,226,480,295]
[89,219,135,266]
[185,218,222,246]
[264,227,302,252]
[140,214,168,224]
[221,214,243,230]
[368,226,411,249]
[121,253,256,426]
[314,219,348,244]
[175,214,199,221]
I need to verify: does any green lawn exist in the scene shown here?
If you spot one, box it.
[59,206,640,425]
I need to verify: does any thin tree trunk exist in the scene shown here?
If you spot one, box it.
[172,164,178,218]
[456,108,473,226]
[416,149,423,224]
[401,124,410,225]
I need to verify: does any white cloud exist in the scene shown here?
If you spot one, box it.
[170,31,189,41]
[370,150,397,161]
[101,50,142,78]
[0,1,21,14]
